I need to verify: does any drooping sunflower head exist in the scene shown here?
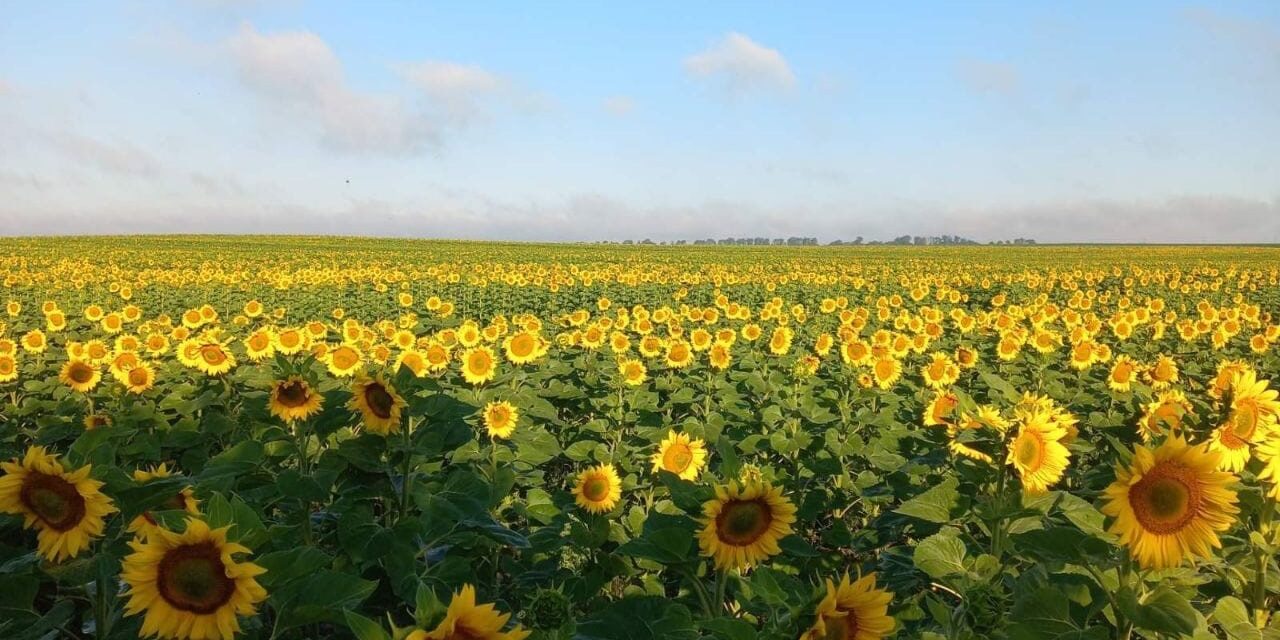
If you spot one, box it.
[650,431,708,481]
[572,464,622,515]
[697,479,797,570]
[269,376,324,423]
[801,572,895,640]
[0,446,117,562]
[1101,436,1239,569]
[404,584,530,640]
[349,376,406,436]
[1006,410,1071,494]
[120,518,268,640]
[482,401,519,439]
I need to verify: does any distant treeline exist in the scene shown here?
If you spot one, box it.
[596,235,1036,246]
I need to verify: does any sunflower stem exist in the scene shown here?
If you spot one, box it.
[93,570,109,639]
[713,569,730,616]
[398,416,415,524]
[682,566,714,618]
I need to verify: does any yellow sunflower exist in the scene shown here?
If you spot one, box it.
[326,344,364,377]
[60,359,101,393]
[572,464,622,514]
[193,342,236,377]
[268,376,324,423]
[1006,410,1071,494]
[127,464,200,540]
[403,584,530,640]
[697,480,796,570]
[461,346,498,385]
[1107,355,1141,392]
[482,401,519,439]
[120,518,268,640]
[1101,436,1239,569]
[650,431,709,481]
[349,376,407,436]
[618,358,647,386]
[503,331,541,365]
[124,362,157,394]
[923,392,959,427]
[1145,355,1179,389]
[0,446,117,562]
[871,357,901,390]
[1138,390,1192,442]
[800,572,895,640]
[1257,436,1280,501]
[0,354,17,383]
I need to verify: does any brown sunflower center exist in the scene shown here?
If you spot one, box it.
[488,406,510,426]
[68,363,95,384]
[1113,363,1133,382]
[510,334,534,357]
[1231,403,1258,440]
[468,351,491,372]
[715,499,773,546]
[1014,431,1044,471]
[823,610,860,640]
[20,472,86,531]
[275,381,311,408]
[1129,462,1201,534]
[662,443,694,473]
[363,384,394,419]
[332,348,358,369]
[1153,362,1174,381]
[156,542,235,614]
[128,368,150,386]
[200,346,226,365]
[874,360,895,380]
[582,476,611,502]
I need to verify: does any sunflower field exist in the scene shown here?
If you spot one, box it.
[2,236,1280,640]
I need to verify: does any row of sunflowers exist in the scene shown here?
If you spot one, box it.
[1,238,1279,639]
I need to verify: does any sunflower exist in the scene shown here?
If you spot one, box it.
[697,480,796,570]
[268,377,324,423]
[243,329,276,361]
[1145,355,1179,389]
[349,376,407,435]
[1101,436,1239,569]
[0,354,17,383]
[1107,355,1141,392]
[0,446,117,562]
[618,358,647,386]
[650,431,708,481]
[503,331,541,364]
[84,414,113,430]
[572,464,622,514]
[1006,410,1071,494]
[769,326,794,355]
[125,363,157,394]
[127,464,200,540]
[403,584,530,640]
[326,344,364,377]
[60,359,101,392]
[193,342,236,377]
[461,346,498,385]
[120,518,268,640]
[21,329,47,353]
[800,572,895,640]
[396,349,429,377]
[482,401,519,439]
[708,342,732,370]
[841,340,871,366]
[665,340,693,368]
[871,357,901,390]
[274,328,307,355]
[1138,390,1192,442]
[923,392,959,427]
[920,353,959,389]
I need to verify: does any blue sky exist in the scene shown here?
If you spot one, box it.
[1,1,1277,242]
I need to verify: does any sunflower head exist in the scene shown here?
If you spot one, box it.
[0,446,117,562]
[269,376,324,423]
[404,584,530,640]
[348,376,407,436]
[650,431,708,481]
[121,518,268,640]
[573,464,622,515]
[801,572,895,640]
[482,401,519,439]
[697,479,797,570]
[1102,436,1239,569]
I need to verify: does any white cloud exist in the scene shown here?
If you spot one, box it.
[45,132,161,177]
[602,95,635,116]
[684,32,795,95]
[398,61,506,125]
[227,22,436,154]
[956,59,1020,95]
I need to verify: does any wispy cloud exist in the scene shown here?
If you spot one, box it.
[956,59,1020,95]
[398,61,509,125]
[227,22,437,154]
[684,32,795,96]
[602,95,635,116]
